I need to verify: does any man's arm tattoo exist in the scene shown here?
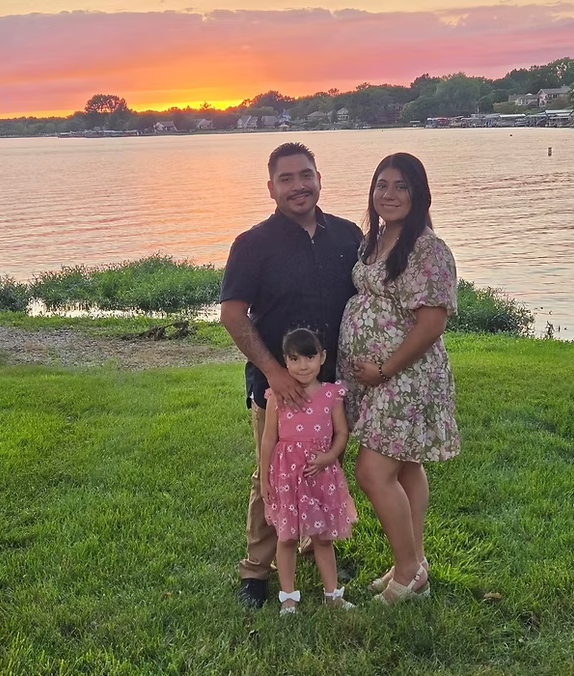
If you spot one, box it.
[231,315,276,372]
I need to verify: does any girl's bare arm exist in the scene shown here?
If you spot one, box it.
[305,399,349,477]
[259,394,279,501]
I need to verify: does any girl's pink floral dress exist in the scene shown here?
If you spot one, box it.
[338,233,460,463]
[264,382,357,542]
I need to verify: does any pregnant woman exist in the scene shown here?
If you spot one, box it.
[338,152,460,604]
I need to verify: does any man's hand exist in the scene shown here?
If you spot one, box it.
[261,478,271,503]
[352,360,383,386]
[304,451,336,478]
[266,365,309,411]
[220,301,310,409]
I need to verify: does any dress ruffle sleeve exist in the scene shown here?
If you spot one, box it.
[402,236,457,316]
[332,380,347,401]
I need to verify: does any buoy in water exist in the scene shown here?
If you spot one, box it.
[548,147,553,156]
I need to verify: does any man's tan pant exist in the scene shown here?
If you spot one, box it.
[239,402,278,580]
[239,401,313,580]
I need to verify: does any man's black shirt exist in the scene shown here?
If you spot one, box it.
[220,207,362,408]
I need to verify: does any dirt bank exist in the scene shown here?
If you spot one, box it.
[0,326,242,370]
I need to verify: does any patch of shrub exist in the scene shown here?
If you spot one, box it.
[29,255,223,313]
[10,259,537,336]
[29,266,95,311]
[449,279,534,337]
[0,276,31,312]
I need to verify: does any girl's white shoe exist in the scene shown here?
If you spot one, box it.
[324,586,355,610]
[278,590,300,616]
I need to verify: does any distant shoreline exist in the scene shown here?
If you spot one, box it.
[0,125,574,139]
[1,123,572,140]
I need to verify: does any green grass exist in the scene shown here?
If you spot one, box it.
[1,334,573,675]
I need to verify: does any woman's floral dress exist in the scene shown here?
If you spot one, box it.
[338,232,460,463]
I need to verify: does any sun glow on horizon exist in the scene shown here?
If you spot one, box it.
[0,108,76,119]
[1,99,253,119]
[133,99,246,113]
[0,99,251,119]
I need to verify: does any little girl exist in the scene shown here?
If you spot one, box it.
[260,328,358,615]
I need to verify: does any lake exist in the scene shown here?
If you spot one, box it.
[1,128,573,336]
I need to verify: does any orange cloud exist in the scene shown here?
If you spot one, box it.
[1,6,573,116]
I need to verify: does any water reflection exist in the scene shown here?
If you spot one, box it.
[2,128,573,336]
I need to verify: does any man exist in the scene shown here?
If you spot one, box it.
[220,142,362,608]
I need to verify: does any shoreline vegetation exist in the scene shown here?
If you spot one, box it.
[1,58,573,137]
[1,255,537,338]
[1,256,574,674]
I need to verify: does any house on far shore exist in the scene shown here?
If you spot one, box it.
[306,111,328,124]
[336,107,349,123]
[154,121,178,133]
[508,93,538,107]
[237,115,258,130]
[537,86,570,107]
[261,115,279,128]
[195,118,213,130]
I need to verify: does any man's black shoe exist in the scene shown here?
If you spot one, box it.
[239,578,267,608]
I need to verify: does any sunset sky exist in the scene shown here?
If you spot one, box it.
[1,0,573,117]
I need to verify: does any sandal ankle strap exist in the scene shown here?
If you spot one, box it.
[324,587,345,599]
[279,590,301,603]
[407,564,425,591]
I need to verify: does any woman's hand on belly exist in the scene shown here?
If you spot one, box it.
[352,360,382,386]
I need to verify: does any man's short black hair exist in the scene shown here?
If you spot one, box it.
[268,142,317,178]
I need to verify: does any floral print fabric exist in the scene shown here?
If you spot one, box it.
[264,382,357,542]
[338,233,460,462]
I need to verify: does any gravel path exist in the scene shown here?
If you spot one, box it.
[0,326,242,370]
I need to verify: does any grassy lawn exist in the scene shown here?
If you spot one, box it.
[1,334,573,675]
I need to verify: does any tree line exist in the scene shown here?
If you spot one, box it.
[1,58,573,136]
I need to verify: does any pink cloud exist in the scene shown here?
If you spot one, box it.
[0,5,573,116]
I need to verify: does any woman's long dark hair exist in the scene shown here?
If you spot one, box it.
[362,152,433,283]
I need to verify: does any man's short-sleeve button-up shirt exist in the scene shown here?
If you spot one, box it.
[220,207,362,408]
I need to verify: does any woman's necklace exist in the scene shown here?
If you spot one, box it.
[378,227,399,259]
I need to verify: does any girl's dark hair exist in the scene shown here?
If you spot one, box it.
[282,327,324,359]
[362,152,433,283]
